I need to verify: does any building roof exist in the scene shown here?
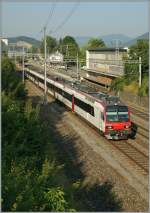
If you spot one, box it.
[87,47,127,52]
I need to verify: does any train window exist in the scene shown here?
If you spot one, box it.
[101,112,104,121]
[47,82,54,90]
[62,91,72,101]
[38,77,44,83]
[74,97,94,116]
[118,106,128,112]
[26,71,44,84]
[55,87,61,94]
[54,86,72,102]
[118,106,129,122]
[106,105,117,112]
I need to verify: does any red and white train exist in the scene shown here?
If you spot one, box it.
[26,69,131,140]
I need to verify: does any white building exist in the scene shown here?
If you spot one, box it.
[48,51,64,63]
[1,38,8,45]
[86,48,127,77]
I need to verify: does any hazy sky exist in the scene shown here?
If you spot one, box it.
[1,0,149,40]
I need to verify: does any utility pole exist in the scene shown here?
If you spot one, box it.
[44,26,47,103]
[139,57,142,88]
[22,46,25,83]
[77,51,79,80]
[66,45,69,57]
[15,47,16,64]
[115,39,119,61]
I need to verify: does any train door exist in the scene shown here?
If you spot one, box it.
[72,95,74,112]
[100,111,105,132]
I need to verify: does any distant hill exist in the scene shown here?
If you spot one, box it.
[101,34,132,47]
[124,32,149,46]
[6,32,149,49]
[7,36,41,47]
[75,34,132,47]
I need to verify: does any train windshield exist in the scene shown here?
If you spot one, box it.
[106,106,129,122]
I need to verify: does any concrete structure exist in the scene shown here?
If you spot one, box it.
[86,48,127,77]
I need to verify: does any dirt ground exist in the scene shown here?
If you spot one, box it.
[26,80,149,212]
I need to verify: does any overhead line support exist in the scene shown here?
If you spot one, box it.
[44,26,47,104]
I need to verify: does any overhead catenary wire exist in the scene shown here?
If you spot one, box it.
[49,1,80,35]
[34,1,57,39]
[44,0,57,29]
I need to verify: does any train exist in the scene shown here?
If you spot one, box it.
[25,69,131,140]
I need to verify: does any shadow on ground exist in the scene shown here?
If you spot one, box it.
[130,122,138,139]
[30,94,123,211]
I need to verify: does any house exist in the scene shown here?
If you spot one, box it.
[48,51,64,63]
[1,38,8,46]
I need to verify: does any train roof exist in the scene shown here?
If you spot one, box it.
[27,69,126,107]
[50,74,124,106]
[67,80,123,106]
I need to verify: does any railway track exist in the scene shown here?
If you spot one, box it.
[130,122,149,141]
[53,95,149,176]
[27,77,149,178]
[110,140,149,175]
[137,127,149,140]
[71,107,149,176]
[129,106,149,121]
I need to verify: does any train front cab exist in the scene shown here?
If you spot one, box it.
[104,105,131,140]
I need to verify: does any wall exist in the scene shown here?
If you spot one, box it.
[86,50,126,76]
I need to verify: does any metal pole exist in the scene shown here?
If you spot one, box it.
[139,57,142,88]
[15,47,16,64]
[44,26,47,103]
[22,46,25,83]
[13,45,15,60]
[77,52,79,80]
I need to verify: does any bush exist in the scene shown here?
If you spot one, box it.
[2,57,27,100]
[138,75,149,97]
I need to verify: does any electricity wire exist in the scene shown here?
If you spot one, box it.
[35,0,57,38]
[44,0,57,29]
[49,1,80,35]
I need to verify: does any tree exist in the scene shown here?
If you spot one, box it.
[86,38,106,49]
[111,39,149,96]
[128,39,149,73]
[110,77,125,94]
[2,57,27,99]
[41,36,57,54]
[79,38,106,63]
[30,46,38,54]
[58,36,79,58]
[124,39,149,95]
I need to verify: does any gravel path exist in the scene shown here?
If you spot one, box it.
[26,80,148,212]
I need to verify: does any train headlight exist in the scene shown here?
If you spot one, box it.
[106,126,113,129]
[124,125,130,129]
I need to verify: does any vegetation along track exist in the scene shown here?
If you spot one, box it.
[26,69,149,176]
[110,140,149,175]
